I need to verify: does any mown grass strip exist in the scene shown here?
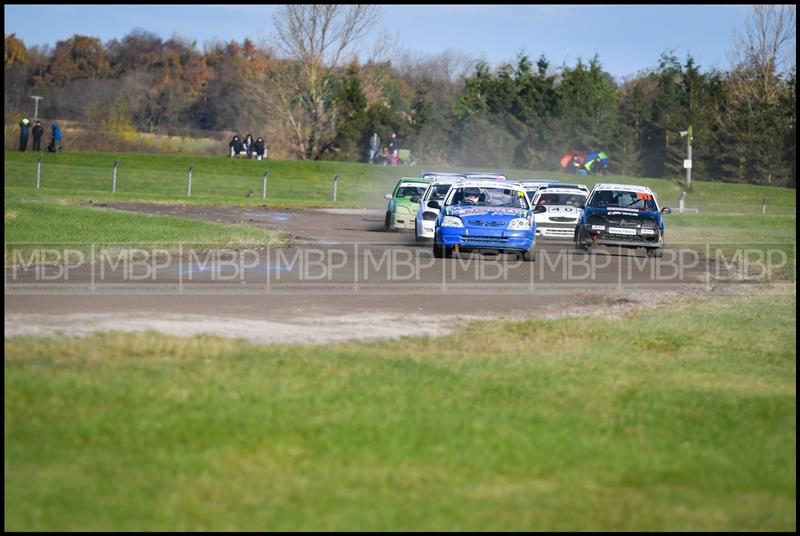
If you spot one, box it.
[4,290,796,531]
[4,192,280,265]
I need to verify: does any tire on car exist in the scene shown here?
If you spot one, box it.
[521,248,536,262]
[575,226,589,251]
[433,238,451,259]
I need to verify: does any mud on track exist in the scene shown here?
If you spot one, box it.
[4,202,754,344]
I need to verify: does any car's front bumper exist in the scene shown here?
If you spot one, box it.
[535,222,578,238]
[438,226,534,251]
[417,220,436,238]
[580,227,663,248]
[391,212,416,230]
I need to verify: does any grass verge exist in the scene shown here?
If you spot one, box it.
[4,289,796,531]
[4,192,280,265]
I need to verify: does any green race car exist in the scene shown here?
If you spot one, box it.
[384,177,430,231]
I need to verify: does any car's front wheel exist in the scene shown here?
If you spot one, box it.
[433,238,451,259]
[575,226,589,251]
[521,247,536,262]
[384,211,392,232]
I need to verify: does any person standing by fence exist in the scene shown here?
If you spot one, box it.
[49,123,63,152]
[254,137,266,160]
[368,131,380,163]
[19,117,30,151]
[32,120,44,151]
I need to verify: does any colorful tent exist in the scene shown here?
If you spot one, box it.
[584,151,609,170]
[560,151,584,169]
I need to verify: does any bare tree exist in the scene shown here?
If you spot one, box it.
[728,4,796,106]
[268,5,382,159]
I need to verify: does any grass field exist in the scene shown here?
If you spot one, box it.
[4,289,796,531]
[4,149,797,214]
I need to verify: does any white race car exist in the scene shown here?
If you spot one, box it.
[530,184,589,239]
[516,179,561,204]
[415,172,465,241]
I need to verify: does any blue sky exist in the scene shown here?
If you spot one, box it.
[5,4,754,79]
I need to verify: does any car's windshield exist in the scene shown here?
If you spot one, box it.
[425,184,452,201]
[534,193,587,207]
[588,190,658,210]
[396,185,427,198]
[447,187,529,209]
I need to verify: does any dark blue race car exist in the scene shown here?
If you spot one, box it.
[575,183,672,258]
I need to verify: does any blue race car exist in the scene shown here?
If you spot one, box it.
[428,179,536,261]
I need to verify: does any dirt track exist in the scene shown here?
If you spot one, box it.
[5,202,748,344]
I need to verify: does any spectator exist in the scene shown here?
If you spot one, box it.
[254,137,267,161]
[19,117,30,151]
[387,132,399,166]
[32,120,44,151]
[229,135,243,157]
[49,123,62,152]
[244,134,254,159]
[379,146,389,166]
[571,154,581,173]
[368,131,380,163]
[592,156,605,176]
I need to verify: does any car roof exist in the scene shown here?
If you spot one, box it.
[451,179,525,190]
[421,171,466,181]
[591,183,654,194]
[553,183,589,189]
[428,178,460,186]
[463,172,509,181]
[535,186,589,195]
[517,178,560,183]
[396,177,431,184]
[516,179,560,187]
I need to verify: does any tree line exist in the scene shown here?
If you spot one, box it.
[4,5,795,186]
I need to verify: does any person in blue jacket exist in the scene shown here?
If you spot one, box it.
[19,117,31,151]
[48,123,63,152]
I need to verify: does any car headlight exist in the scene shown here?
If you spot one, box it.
[441,216,464,228]
[507,218,531,230]
[422,211,438,221]
[396,205,411,215]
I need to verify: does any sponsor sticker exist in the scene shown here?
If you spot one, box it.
[450,207,525,217]
[608,227,637,235]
